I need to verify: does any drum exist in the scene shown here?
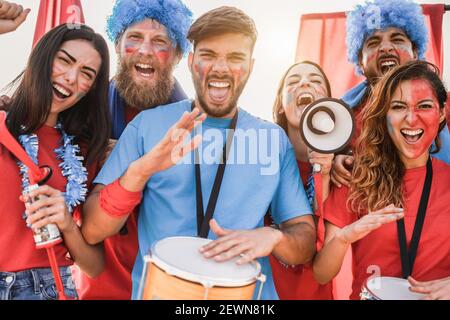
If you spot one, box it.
[138,236,266,300]
[360,277,426,300]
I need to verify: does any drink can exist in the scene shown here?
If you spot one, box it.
[23,184,63,249]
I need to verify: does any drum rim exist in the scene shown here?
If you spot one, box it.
[147,236,262,287]
[363,276,425,300]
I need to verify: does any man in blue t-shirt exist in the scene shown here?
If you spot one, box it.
[82,6,316,300]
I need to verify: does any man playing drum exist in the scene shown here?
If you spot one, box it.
[81,6,316,300]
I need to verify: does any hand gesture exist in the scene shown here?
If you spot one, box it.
[330,154,354,187]
[0,2,30,35]
[138,108,206,175]
[22,185,75,234]
[335,204,404,244]
[408,276,450,300]
[200,219,282,265]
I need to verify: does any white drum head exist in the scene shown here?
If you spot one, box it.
[149,237,261,287]
[366,277,426,300]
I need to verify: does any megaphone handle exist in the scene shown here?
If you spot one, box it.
[313,163,321,174]
[313,173,325,250]
[46,247,69,300]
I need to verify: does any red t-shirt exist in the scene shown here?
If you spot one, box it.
[73,211,139,299]
[0,126,96,272]
[324,158,450,300]
[269,160,334,300]
[74,105,140,300]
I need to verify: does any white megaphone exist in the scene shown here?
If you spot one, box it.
[299,98,355,173]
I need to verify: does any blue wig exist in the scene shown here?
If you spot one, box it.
[346,0,428,74]
[106,0,193,55]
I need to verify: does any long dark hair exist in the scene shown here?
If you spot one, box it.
[6,24,111,165]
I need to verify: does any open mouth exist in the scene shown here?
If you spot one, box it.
[208,80,231,104]
[135,63,155,78]
[379,58,398,74]
[296,92,314,106]
[52,83,73,100]
[401,128,424,144]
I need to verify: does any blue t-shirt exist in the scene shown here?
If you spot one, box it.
[94,99,312,300]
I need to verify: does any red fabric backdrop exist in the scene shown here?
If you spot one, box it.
[295,4,447,299]
[33,0,85,47]
[295,4,445,98]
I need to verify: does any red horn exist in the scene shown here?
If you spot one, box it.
[0,111,51,184]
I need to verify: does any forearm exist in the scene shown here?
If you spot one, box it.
[313,233,350,285]
[272,221,316,265]
[82,191,129,244]
[82,158,155,244]
[61,223,105,278]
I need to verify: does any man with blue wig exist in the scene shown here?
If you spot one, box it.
[73,0,193,300]
[331,0,450,188]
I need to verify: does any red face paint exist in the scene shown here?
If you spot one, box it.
[387,79,442,168]
[361,27,415,81]
[124,39,139,55]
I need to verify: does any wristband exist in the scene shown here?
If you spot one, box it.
[99,179,142,218]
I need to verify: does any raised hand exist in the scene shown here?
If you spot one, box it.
[200,219,282,265]
[0,2,30,35]
[335,204,404,244]
[137,108,206,176]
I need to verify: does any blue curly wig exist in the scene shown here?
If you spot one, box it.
[106,0,193,55]
[346,0,428,74]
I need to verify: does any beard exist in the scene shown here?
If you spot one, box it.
[192,75,247,118]
[115,57,175,111]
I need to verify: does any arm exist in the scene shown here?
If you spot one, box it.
[313,205,405,285]
[24,185,104,278]
[81,109,206,244]
[0,1,30,35]
[200,215,316,266]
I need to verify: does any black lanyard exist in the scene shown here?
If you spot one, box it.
[396,157,433,278]
[195,107,238,238]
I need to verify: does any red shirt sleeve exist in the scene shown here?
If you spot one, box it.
[323,185,357,228]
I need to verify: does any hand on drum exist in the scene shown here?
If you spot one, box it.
[200,219,282,265]
[408,276,450,300]
[330,154,353,187]
[22,185,75,234]
[335,204,404,244]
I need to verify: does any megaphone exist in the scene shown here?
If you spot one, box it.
[299,98,355,172]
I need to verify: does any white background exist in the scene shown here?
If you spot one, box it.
[1,0,449,121]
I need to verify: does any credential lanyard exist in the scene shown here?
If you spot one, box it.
[396,157,433,278]
[195,106,238,238]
